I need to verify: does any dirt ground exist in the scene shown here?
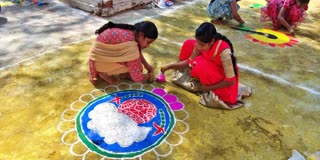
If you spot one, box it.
[0,0,319,159]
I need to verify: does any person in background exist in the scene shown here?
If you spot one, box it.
[207,0,245,25]
[261,0,310,35]
[88,21,158,84]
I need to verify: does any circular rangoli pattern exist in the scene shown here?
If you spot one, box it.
[58,83,189,159]
[245,28,299,48]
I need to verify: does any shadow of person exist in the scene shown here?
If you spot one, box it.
[0,17,8,27]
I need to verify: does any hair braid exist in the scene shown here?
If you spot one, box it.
[214,33,237,76]
[95,21,135,35]
[95,21,158,39]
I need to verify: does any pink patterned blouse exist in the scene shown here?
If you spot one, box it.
[261,0,308,29]
[96,28,144,82]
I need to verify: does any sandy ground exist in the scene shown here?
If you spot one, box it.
[0,0,194,70]
[0,0,319,159]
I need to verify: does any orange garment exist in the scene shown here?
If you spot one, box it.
[88,40,140,73]
[179,39,239,104]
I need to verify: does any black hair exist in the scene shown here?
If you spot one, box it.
[95,21,158,39]
[298,0,309,4]
[195,22,237,76]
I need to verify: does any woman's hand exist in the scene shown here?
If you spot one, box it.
[230,1,245,25]
[143,72,155,83]
[199,84,212,92]
[144,63,154,74]
[278,7,293,35]
[239,20,245,25]
[160,66,170,73]
[289,27,295,36]
[149,72,155,82]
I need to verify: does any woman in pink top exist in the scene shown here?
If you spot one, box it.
[88,21,158,84]
[261,0,309,35]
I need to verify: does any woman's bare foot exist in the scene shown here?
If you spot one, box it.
[98,72,119,84]
[89,60,98,84]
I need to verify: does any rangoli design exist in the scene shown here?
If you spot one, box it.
[58,83,189,159]
[244,28,299,48]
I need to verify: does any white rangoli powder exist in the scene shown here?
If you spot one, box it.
[87,102,151,147]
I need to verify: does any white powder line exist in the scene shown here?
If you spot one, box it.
[238,64,320,96]
[238,64,291,85]
[296,84,320,96]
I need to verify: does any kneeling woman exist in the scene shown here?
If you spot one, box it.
[161,22,250,109]
[88,21,158,84]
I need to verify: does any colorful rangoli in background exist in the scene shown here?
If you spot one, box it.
[249,3,264,9]
[244,28,299,48]
[58,83,189,159]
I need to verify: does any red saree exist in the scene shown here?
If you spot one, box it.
[179,39,239,104]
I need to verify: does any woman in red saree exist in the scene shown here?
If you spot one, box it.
[161,22,243,108]
[260,0,309,35]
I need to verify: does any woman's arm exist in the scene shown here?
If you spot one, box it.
[139,51,154,73]
[278,7,294,34]
[199,80,235,91]
[161,45,200,73]
[200,49,237,92]
[230,1,245,24]
[161,60,189,73]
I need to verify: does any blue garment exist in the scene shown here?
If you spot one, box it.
[206,0,240,21]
